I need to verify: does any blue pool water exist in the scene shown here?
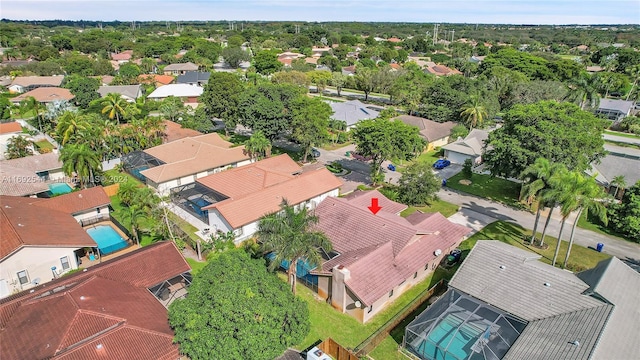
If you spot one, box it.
[48,183,73,195]
[415,314,483,360]
[86,225,128,255]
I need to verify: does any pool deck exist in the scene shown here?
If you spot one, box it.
[79,221,138,269]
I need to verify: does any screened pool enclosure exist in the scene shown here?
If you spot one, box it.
[170,182,228,224]
[404,289,527,360]
[121,151,165,182]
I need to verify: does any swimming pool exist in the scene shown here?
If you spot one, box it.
[48,183,73,195]
[86,225,128,255]
[413,314,483,360]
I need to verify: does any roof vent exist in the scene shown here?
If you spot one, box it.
[434,249,442,256]
[78,194,83,198]
[499,265,506,270]
[17,223,24,227]
[96,344,104,350]
[80,296,86,300]
[544,282,551,287]
[570,340,580,346]
[4,205,10,208]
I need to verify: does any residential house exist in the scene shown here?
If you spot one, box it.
[138,74,176,86]
[0,241,191,359]
[394,115,456,150]
[123,133,251,195]
[387,37,403,43]
[162,120,203,143]
[342,65,356,76]
[330,100,380,129]
[176,71,211,87]
[8,75,64,93]
[0,153,65,196]
[404,241,640,360]
[310,190,471,323]
[147,84,204,106]
[97,85,143,103]
[469,55,486,63]
[0,75,12,87]
[389,63,402,71]
[110,49,134,64]
[91,75,115,85]
[407,56,429,68]
[442,128,490,165]
[0,122,24,160]
[424,64,462,76]
[277,52,305,67]
[163,62,199,76]
[177,154,342,242]
[586,65,604,73]
[10,87,74,104]
[595,98,634,122]
[0,187,113,298]
[311,47,332,57]
[587,144,640,197]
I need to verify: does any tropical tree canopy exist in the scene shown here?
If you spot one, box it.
[168,250,309,360]
[59,143,102,188]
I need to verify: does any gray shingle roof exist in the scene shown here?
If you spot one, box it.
[329,100,379,126]
[597,98,633,114]
[176,71,210,84]
[394,115,456,143]
[163,62,199,71]
[442,128,489,156]
[587,144,640,186]
[97,85,142,100]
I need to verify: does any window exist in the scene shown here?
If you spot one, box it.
[413,272,418,279]
[17,270,29,285]
[96,207,101,214]
[368,305,373,313]
[60,256,70,270]
[389,289,394,298]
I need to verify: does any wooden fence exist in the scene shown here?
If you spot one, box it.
[318,338,360,360]
[354,279,447,356]
[103,183,120,197]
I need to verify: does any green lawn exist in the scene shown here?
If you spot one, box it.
[446,173,523,209]
[604,130,640,139]
[102,169,142,187]
[392,149,443,173]
[577,210,629,241]
[34,139,54,153]
[186,258,207,275]
[368,220,611,359]
[400,199,460,218]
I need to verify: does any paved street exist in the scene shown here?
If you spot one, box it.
[603,133,640,145]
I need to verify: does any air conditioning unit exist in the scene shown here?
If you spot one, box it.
[307,347,332,360]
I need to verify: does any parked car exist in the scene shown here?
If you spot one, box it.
[433,159,451,169]
[311,148,321,158]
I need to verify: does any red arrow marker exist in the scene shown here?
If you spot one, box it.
[368,198,382,215]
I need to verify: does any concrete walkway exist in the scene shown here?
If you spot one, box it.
[603,133,640,145]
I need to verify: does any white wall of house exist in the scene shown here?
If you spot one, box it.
[8,84,24,93]
[444,150,476,165]
[72,205,111,223]
[207,208,233,234]
[0,247,82,298]
[149,160,251,196]
[48,169,65,180]
[431,137,449,149]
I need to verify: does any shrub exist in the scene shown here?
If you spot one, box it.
[462,159,473,179]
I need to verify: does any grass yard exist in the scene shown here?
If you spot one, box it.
[392,149,443,173]
[321,141,352,151]
[400,199,460,218]
[368,220,611,359]
[34,139,55,153]
[186,258,207,275]
[102,169,142,187]
[446,172,523,209]
[577,210,629,241]
[604,130,640,139]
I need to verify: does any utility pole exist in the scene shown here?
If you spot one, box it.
[451,29,455,42]
[433,24,439,45]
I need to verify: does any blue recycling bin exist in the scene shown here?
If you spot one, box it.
[596,243,604,252]
[442,179,447,187]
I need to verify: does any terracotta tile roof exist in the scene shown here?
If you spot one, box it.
[0,242,188,360]
[205,167,342,229]
[0,121,22,134]
[110,50,133,61]
[314,193,471,306]
[162,120,202,143]
[0,196,97,260]
[11,75,64,87]
[197,154,301,198]
[425,64,462,76]
[343,189,407,214]
[387,37,403,43]
[0,152,62,172]
[389,63,402,70]
[141,133,250,183]
[11,87,75,103]
[394,115,456,142]
[34,186,110,215]
[137,74,176,85]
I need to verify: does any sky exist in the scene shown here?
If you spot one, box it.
[2,0,639,25]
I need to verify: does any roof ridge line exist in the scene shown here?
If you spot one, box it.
[53,319,126,357]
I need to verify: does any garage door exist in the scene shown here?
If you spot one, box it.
[445,150,472,165]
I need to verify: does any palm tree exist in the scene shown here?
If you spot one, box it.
[120,204,148,247]
[565,72,600,110]
[625,64,640,101]
[245,130,271,161]
[59,144,102,189]
[101,93,129,123]
[55,111,88,145]
[21,96,44,132]
[257,200,332,295]
[520,158,561,245]
[460,95,488,130]
[562,175,608,269]
[610,175,627,199]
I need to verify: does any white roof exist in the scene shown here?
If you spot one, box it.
[147,84,203,99]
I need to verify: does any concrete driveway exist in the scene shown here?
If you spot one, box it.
[434,164,463,181]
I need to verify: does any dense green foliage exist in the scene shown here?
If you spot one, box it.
[484,101,606,178]
[63,75,100,108]
[397,162,441,205]
[4,136,33,159]
[200,72,244,133]
[290,97,331,162]
[169,250,310,360]
[607,181,640,242]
